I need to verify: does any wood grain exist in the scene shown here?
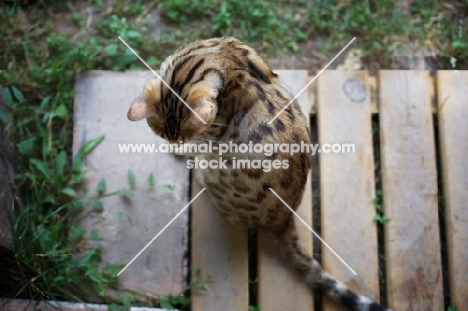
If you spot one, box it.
[437,70,468,306]
[191,179,249,311]
[318,71,380,310]
[379,70,443,311]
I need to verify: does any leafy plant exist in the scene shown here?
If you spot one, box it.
[0,135,124,300]
[0,3,154,305]
[160,0,214,22]
[160,0,308,54]
[373,189,390,224]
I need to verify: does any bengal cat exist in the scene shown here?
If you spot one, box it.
[127,37,391,311]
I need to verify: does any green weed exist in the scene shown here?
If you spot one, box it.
[373,189,390,225]
[160,0,308,53]
[0,2,151,307]
[159,0,467,64]
[0,134,124,300]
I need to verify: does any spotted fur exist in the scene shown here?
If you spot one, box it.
[128,37,391,311]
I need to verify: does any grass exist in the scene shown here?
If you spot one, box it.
[158,0,468,65]
[0,0,466,310]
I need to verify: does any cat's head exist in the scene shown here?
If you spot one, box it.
[127,77,218,144]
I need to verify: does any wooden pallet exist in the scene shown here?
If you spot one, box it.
[190,70,468,311]
[72,70,467,311]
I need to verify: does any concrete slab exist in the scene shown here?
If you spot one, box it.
[1,299,171,311]
[73,71,189,299]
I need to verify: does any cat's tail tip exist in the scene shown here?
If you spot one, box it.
[322,278,392,311]
[359,298,393,311]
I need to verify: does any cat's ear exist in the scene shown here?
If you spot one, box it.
[187,84,218,126]
[127,95,154,121]
[189,98,216,126]
[127,79,160,121]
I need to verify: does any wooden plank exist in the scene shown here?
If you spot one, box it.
[379,70,443,310]
[313,74,436,115]
[73,71,189,298]
[437,70,468,306]
[368,75,379,114]
[318,71,380,310]
[191,178,249,311]
[257,70,314,311]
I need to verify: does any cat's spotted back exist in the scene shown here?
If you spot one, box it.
[128,37,391,311]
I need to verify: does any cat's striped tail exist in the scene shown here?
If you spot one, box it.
[270,217,393,311]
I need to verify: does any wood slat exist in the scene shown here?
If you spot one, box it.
[191,178,249,311]
[379,70,443,310]
[318,71,380,310]
[311,74,437,115]
[368,75,379,114]
[437,70,468,306]
[257,70,314,311]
